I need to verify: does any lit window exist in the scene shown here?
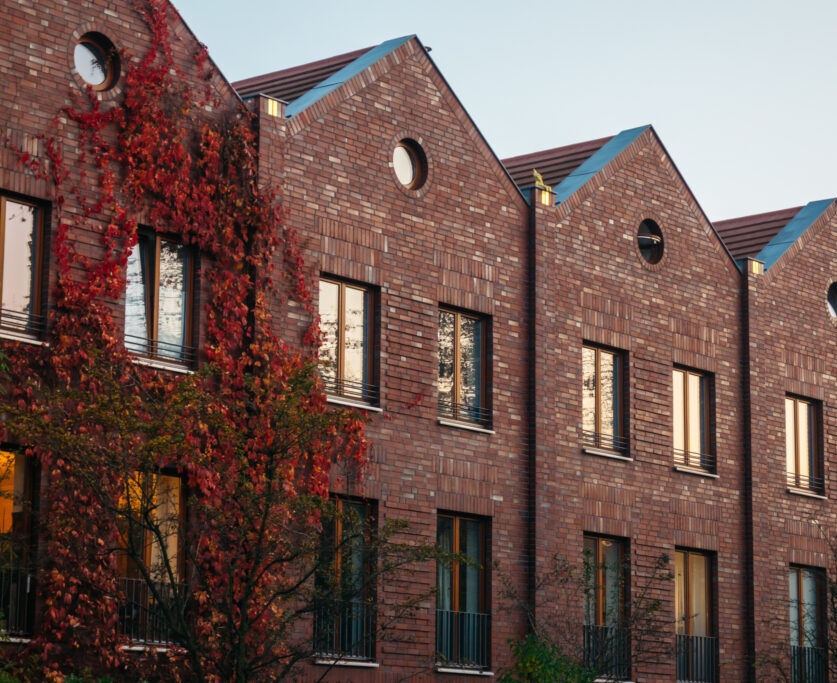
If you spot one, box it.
[436,514,489,670]
[582,345,626,453]
[318,277,376,403]
[785,396,823,493]
[789,566,825,682]
[675,549,717,682]
[125,233,194,363]
[314,499,375,661]
[0,195,45,336]
[583,535,629,679]
[438,309,489,426]
[672,368,714,472]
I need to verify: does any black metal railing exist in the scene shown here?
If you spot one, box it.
[125,335,197,365]
[118,577,184,645]
[322,375,380,405]
[676,634,718,682]
[436,609,490,670]
[313,600,375,661]
[673,449,716,474]
[786,471,825,495]
[438,399,492,428]
[0,307,46,338]
[582,430,629,455]
[0,565,35,636]
[791,645,826,683]
[584,625,630,679]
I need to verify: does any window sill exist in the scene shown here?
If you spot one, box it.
[435,666,494,676]
[787,487,827,500]
[0,636,32,644]
[0,329,46,346]
[438,417,495,435]
[314,657,379,668]
[583,446,632,461]
[132,356,194,375]
[673,465,718,479]
[122,644,174,653]
[326,394,383,412]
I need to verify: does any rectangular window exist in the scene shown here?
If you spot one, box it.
[675,549,717,682]
[438,308,489,426]
[117,472,183,644]
[673,368,714,472]
[582,345,626,454]
[0,449,37,637]
[125,232,194,363]
[0,195,46,336]
[583,535,629,680]
[314,499,375,661]
[785,396,823,493]
[789,566,826,683]
[319,277,376,403]
[436,514,489,670]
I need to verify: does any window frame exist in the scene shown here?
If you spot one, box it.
[672,366,715,472]
[318,276,378,404]
[582,344,627,455]
[0,194,46,338]
[789,565,825,651]
[675,548,714,638]
[437,307,490,427]
[124,231,196,364]
[583,534,627,628]
[785,395,824,494]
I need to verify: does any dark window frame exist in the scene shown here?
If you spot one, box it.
[582,344,628,454]
[124,230,196,365]
[0,193,47,337]
[437,306,491,427]
[785,395,824,494]
[318,275,378,404]
[672,366,716,472]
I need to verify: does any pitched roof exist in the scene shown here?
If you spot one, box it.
[753,200,834,269]
[232,37,413,118]
[232,46,373,102]
[502,136,613,191]
[714,207,803,260]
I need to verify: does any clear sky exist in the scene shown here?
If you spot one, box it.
[172,0,837,221]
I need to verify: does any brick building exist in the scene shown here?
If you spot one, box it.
[2,0,836,681]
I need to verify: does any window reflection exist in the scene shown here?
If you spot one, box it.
[438,309,487,424]
[1,197,43,334]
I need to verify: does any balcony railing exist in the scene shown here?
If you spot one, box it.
[584,624,630,679]
[118,577,185,645]
[676,634,718,682]
[0,307,46,338]
[786,471,825,495]
[0,565,35,637]
[322,375,380,405]
[673,449,716,473]
[438,399,492,429]
[791,645,826,683]
[436,609,490,670]
[313,599,375,661]
[125,335,197,365]
[582,430,629,455]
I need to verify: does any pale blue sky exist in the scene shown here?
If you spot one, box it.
[172,0,837,221]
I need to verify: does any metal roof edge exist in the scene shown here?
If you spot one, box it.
[755,198,836,270]
[552,125,650,204]
[285,35,414,118]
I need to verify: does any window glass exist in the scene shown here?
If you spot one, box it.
[438,309,487,423]
[74,40,108,86]
[343,285,369,387]
[157,241,188,360]
[675,549,712,638]
[459,315,482,417]
[786,396,821,491]
[148,474,181,580]
[673,368,712,469]
[582,347,596,436]
[675,550,686,635]
[785,398,796,478]
[459,518,482,613]
[0,451,25,536]
[3,200,38,321]
[689,552,709,637]
[318,280,339,384]
[393,145,416,187]
[789,570,800,647]
[801,570,819,648]
[436,515,453,612]
[673,370,685,455]
[125,236,150,354]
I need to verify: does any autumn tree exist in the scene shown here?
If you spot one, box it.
[0,1,431,680]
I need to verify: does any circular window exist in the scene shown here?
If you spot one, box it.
[827,283,837,318]
[392,139,427,190]
[74,33,119,90]
[637,219,664,264]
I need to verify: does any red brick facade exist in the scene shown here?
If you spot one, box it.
[3,1,837,681]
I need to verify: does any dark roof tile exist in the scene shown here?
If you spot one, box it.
[502,136,613,191]
[714,207,803,260]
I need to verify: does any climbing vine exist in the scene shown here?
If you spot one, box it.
[2,0,367,680]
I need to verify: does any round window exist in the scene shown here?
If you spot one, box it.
[74,33,119,90]
[827,283,837,318]
[392,139,427,190]
[637,219,664,264]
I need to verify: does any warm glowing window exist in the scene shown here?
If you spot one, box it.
[675,549,712,638]
[438,308,489,425]
[0,449,35,564]
[318,277,376,403]
[672,368,714,471]
[125,233,194,363]
[0,195,45,336]
[582,346,626,453]
[785,396,823,493]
